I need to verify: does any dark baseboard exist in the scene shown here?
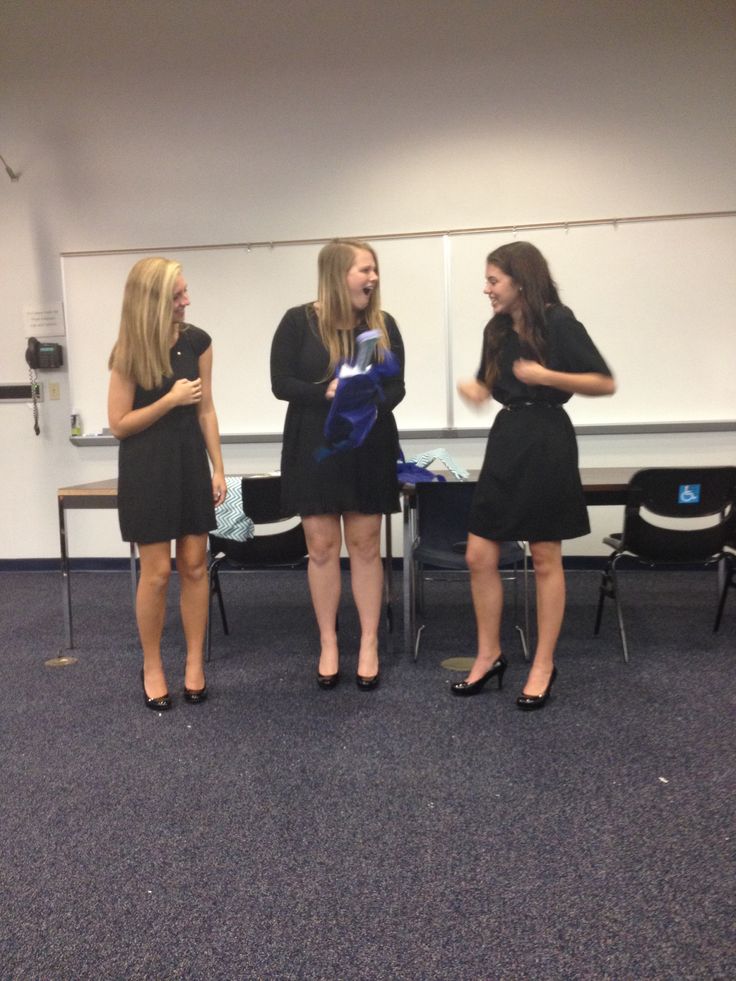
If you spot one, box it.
[0,556,720,574]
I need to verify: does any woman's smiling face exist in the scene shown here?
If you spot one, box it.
[484,263,522,320]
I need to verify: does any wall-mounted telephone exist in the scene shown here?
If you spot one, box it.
[25,337,63,435]
[25,337,64,370]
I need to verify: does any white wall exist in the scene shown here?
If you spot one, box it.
[2,0,735,559]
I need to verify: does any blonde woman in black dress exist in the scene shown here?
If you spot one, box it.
[108,257,226,710]
[271,240,405,689]
[456,241,615,710]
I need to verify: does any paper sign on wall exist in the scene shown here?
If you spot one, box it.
[23,302,65,338]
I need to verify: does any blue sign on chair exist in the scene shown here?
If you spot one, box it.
[678,484,701,505]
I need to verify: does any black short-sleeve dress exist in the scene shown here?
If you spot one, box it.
[270,304,406,516]
[469,305,612,543]
[117,324,216,544]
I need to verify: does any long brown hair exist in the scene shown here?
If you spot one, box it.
[315,239,390,376]
[481,241,560,390]
[108,256,181,390]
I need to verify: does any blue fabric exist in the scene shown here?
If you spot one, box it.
[396,449,447,484]
[315,352,399,461]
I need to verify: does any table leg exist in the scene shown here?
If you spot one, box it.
[58,497,74,649]
[384,514,393,653]
[402,492,414,655]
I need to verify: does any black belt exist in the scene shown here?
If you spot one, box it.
[503,401,562,411]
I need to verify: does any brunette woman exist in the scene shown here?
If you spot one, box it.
[456,241,615,710]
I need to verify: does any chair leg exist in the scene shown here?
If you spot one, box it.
[608,564,629,664]
[212,567,230,636]
[205,561,229,662]
[593,565,611,635]
[405,554,419,661]
[417,562,426,615]
[594,558,629,663]
[413,623,425,661]
[510,551,530,660]
[206,568,214,663]
[521,542,532,661]
[713,558,733,632]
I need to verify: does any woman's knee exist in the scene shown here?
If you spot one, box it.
[177,556,207,585]
[175,536,208,583]
[465,535,500,575]
[140,562,171,593]
[344,515,381,564]
[303,516,341,567]
[529,541,562,577]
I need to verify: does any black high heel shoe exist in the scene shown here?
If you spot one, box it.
[356,671,380,691]
[516,666,557,711]
[317,671,340,690]
[141,668,172,711]
[451,655,507,696]
[184,679,208,704]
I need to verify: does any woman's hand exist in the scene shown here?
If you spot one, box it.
[325,378,339,400]
[512,359,548,385]
[457,378,490,405]
[170,377,202,405]
[212,472,227,505]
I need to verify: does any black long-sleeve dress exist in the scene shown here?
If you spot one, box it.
[469,304,612,542]
[270,304,405,516]
[117,324,216,544]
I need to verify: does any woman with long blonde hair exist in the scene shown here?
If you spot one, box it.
[108,257,226,710]
[271,239,405,689]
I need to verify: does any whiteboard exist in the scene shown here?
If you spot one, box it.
[450,217,736,428]
[61,215,736,437]
[61,238,447,436]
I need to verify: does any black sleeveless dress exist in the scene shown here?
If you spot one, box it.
[117,324,216,544]
[469,305,613,542]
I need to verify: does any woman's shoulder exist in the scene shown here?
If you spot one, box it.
[280,303,317,328]
[381,310,401,333]
[544,304,579,328]
[180,323,211,353]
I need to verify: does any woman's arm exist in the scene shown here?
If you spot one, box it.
[380,315,406,412]
[107,369,202,439]
[196,345,227,504]
[512,359,616,396]
[271,307,331,405]
[457,378,492,405]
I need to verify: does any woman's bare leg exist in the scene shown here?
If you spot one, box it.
[176,533,209,691]
[522,540,564,696]
[136,541,172,697]
[463,534,504,683]
[303,514,342,675]
[344,512,383,678]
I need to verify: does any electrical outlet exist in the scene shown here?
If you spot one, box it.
[49,382,61,400]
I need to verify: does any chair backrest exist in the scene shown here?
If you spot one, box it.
[414,482,476,567]
[240,474,296,524]
[413,481,522,569]
[621,466,736,563]
[209,474,307,566]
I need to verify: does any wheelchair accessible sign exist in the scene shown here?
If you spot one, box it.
[678,484,701,504]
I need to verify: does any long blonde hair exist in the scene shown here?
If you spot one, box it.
[108,256,182,390]
[315,239,390,375]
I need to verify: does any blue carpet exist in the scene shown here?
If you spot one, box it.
[1,568,733,980]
